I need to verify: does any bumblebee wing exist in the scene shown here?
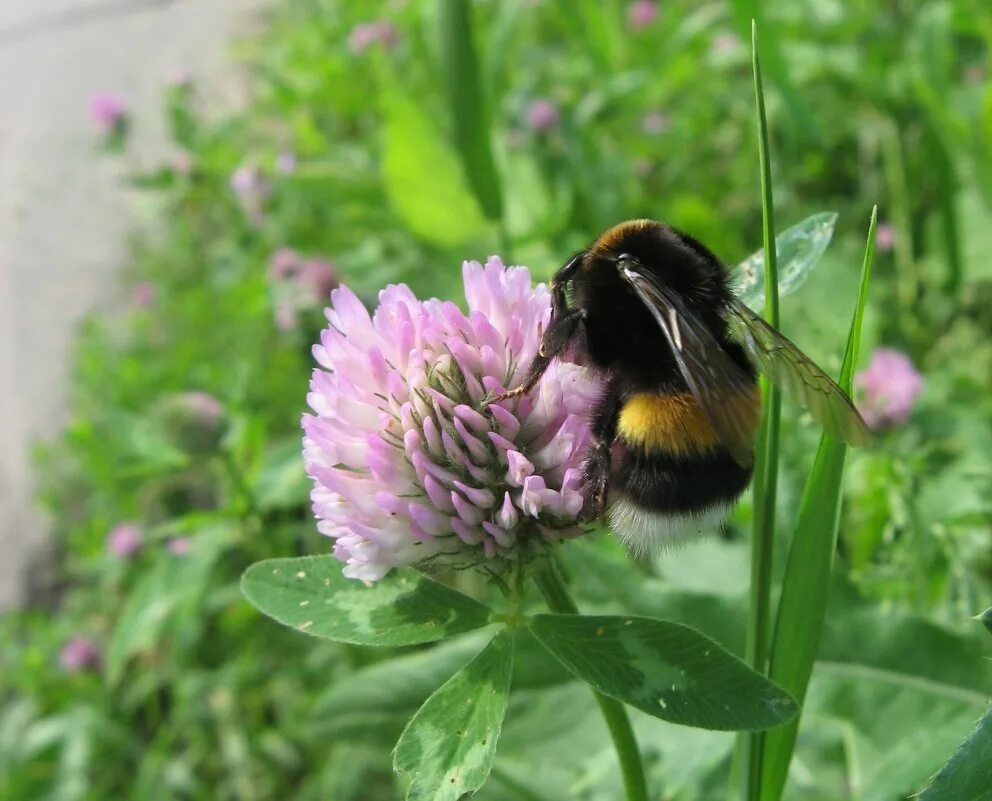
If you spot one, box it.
[725,298,871,446]
[620,267,757,468]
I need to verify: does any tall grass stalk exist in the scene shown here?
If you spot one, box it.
[880,122,920,343]
[758,208,877,801]
[740,20,782,801]
[930,134,963,295]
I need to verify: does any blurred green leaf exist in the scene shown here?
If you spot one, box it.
[438,0,504,221]
[529,614,798,731]
[241,557,493,645]
[315,634,488,722]
[917,710,992,801]
[733,212,838,312]
[315,628,567,727]
[381,90,488,247]
[502,151,567,242]
[394,630,513,801]
[252,438,310,512]
[846,704,984,801]
[165,90,199,151]
[980,607,992,637]
[573,0,620,71]
[482,684,616,801]
[852,703,975,801]
[758,208,876,801]
[106,545,217,684]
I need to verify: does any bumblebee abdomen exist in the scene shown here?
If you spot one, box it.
[615,446,753,514]
[608,389,759,553]
[608,448,753,553]
[616,389,761,457]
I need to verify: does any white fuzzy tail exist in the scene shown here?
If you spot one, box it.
[607,496,732,556]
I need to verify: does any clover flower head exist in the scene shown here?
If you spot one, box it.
[132,282,156,307]
[856,347,923,429]
[303,257,597,581]
[178,391,224,427]
[349,20,399,53]
[167,69,193,90]
[168,537,191,556]
[59,636,101,673]
[230,164,268,197]
[89,92,127,133]
[964,64,985,84]
[711,31,741,55]
[642,110,670,135]
[107,522,142,558]
[269,249,339,329]
[299,258,339,301]
[275,302,298,332]
[527,99,560,133]
[875,222,896,253]
[269,248,301,281]
[160,391,226,454]
[171,152,194,175]
[628,1,659,29]
[230,164,270,224]
[276,151,297,174]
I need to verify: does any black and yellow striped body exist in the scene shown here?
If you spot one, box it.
[606,388,760,550]
[502,216,864,553]
[571,220,762,550]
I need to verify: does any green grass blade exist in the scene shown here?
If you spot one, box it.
[930,131,963,296]
[758,207,877,801]
[576,0,620,71]
[438,0,504,223]
[739,19,782,801]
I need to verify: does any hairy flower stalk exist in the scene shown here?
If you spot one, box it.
[303,257,596,581]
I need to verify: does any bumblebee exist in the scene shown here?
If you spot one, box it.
[492,220,869,553]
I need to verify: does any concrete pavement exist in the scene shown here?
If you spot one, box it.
[0,0,272,608]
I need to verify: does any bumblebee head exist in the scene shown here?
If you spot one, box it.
[578,219,728,309]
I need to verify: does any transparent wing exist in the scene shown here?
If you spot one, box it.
[620,267,759,468]
[725,298,871,446]
[734,212,838,312]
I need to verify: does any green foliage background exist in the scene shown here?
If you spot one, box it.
[2,0,991,799]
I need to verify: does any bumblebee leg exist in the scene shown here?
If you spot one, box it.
[488,307,586,403]
[582,376,621,520]
[485,252,584,406]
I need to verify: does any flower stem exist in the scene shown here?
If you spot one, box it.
[534,559,650,801]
